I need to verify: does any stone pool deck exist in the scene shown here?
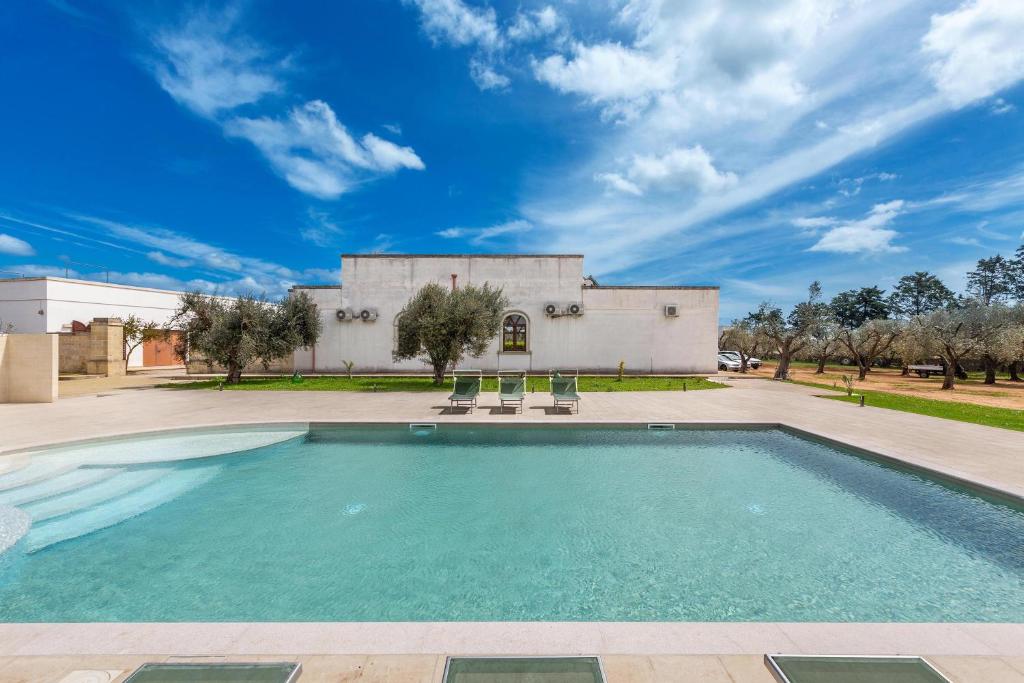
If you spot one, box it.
[1,378,1023,682]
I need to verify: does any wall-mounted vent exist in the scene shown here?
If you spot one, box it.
[336,308,356,322]
[664,304,679,317]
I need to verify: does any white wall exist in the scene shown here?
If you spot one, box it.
[294,255,719,374]
[0,278,183,367]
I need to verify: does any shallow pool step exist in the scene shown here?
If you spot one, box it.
[0,467,123,507]
[0,460,76,493]
[25,465,223,553]
[22,467,172,522]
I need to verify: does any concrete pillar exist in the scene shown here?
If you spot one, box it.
[86,318,125,377]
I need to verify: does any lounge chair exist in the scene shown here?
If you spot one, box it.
[498,372,526,413]
[448,371,482,413]
[550,370,581,414]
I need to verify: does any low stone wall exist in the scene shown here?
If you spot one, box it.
[58,331,91,373]
[186,355,295,375]
[0,333,58,403]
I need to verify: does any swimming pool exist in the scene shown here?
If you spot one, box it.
[0,424,1021,622]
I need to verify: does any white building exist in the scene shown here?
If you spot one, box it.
[0,277,184,368]
[293,254,719,374]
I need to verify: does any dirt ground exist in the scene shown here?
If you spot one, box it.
[736,362,1024,410]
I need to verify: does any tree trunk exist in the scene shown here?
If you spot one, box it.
[740,355,748,373]
[1010,361,1021,382]
[432,364,446,386]
[773,351,791,380]
[900,365,909,376]
[941,354,956,390]
[815,356,826,374]
[225,362,243,384]
[983,354,997,385]
[857,356,869,381]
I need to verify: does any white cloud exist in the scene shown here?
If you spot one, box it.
[946,236,983,247]
[0,233,34,256]
[224,100,424,199]
[791,216,837,231]
[436,219,532,244]
[406,0,502,50]
[146,251,193,268]
[508,6,560,42]
[533,42,675,107]
[990,98,1015,115]
[150,6,282,117]
[300,209,344,248]
[922,0,1024,107]
[469,58,511,90]
[808,200,907,254]
[598,145,737,196]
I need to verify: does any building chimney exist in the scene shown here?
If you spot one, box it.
[451,273,458,290]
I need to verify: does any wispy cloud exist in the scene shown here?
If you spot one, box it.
[225,100,424,199]
[146,6,422,199]
[0,234,35,256]
[146,251,193,268]
[300,209,344,248]
[149,6,283,118]
[436,219,532,245]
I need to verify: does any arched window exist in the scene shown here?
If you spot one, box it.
[502,313,528,352]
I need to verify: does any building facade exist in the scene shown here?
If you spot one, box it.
[0,277,184,368]
[293,254,719,374]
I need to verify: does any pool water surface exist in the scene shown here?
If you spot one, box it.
[0,425,1021,622]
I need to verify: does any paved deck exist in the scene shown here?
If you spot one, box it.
[1,379,1022,682]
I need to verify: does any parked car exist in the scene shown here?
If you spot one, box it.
[907,357,968,379]
[719,350,761,369]
[717,353,741,371]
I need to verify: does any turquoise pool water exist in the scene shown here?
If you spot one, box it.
[0,425,1022,622]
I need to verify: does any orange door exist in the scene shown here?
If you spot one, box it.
[143,331,183,366]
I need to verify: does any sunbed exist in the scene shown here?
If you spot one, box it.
[498,372,526,413]
[448,370,482,413]
[550,370,581,414]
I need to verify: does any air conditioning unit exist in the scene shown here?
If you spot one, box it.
[664,304,679,317]
[566,302,584,316]
[336,308,356,322]
[543,303,560,317]
[359,307,378,322]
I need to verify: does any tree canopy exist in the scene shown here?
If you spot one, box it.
[888,271,955,317]
[394,282,509,384]
[830,286,890,328]
[171,290,321,383]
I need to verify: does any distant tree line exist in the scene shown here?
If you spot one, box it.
[719,244,1024,390]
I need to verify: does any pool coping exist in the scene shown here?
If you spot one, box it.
[1,419,1022,659]
[1,622,1023,657]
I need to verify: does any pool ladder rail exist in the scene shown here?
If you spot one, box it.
[647,423,676,430]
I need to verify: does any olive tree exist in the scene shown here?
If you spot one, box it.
[750,282,828,380]
[915,302,1008,390]
[840,318,903,380]
[171,290,321,384]
[121,314,164,372]
[394,282,508,385]
[719,318,760,373]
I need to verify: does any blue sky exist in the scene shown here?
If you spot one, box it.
[1,0,1023,321]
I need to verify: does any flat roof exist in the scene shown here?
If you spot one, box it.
[341,253,584,259]
[590,285,719,291]
[0,276,187,297]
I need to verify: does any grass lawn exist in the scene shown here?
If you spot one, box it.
[160,375,725,393]
[791,380,1024,432]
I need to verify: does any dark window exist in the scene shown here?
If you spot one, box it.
[502,314,527,352]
